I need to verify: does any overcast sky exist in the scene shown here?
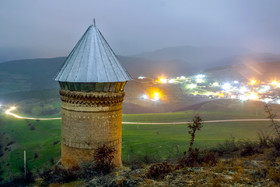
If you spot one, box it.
[1,0,280,60]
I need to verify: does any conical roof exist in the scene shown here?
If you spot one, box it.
[55,23,132,83]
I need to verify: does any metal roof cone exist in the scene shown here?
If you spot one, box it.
[55,22,132,83]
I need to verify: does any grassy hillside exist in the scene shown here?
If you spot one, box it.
[0,108,275,182]
[0,58,65,94]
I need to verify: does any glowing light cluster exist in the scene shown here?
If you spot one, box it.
[247,92,259,100]
[156,76,168,84]
[186,83,197,89]
[140,94,148,100]
[270,80,278,86]
[239,86,248,93]
[153,92,160,101]
[137,74,280,105]
[221,83,231,91]
[141,87,164,102]
[249,80,257,85]
[138,76,145,79]
[258,85,270,93]
[195,74,206,83]
[212,82,219,87]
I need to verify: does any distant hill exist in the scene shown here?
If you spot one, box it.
[204,61,280,82]
[136,45,280,71]
[0,55,197,94]
[1,45,280,94]
[0,57,65,94]
[118,55,196,77]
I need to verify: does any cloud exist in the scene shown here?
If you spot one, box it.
[0,0,280,60]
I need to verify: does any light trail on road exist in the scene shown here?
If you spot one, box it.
[5,107,61,120]
[4,106,280,124]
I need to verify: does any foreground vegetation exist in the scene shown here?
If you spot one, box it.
[0,106,276,184]
[1,113,280,186]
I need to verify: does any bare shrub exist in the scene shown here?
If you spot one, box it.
[94,144,116,175]
[176,115,210,168]
[147,161,172,179]
[188,115,203,153]
[201,151,217,166]
[264,104,280,138]
[240,142,262,157]
[257,131,271,148]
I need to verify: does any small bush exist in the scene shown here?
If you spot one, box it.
[201,151,217,166]
[79,161,98,179]
[49,158,55,165]
[177,149,199,168]
[270,137,280,151]
[210,138,239,156]
[240,142,262,157]
[2,168,34,187]
[94,144,116,175]
[53,166,80,183]
[188,115,203,153]
[37,168,52,182]
[258,131,271,148]
[53,140,60,145]
[29,125,35,131]
[147,161,172,179]
[7,141,15,146]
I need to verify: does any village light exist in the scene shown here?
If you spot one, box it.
[156,76,168,84]
[195,74,205,83]
[239,95,248,102]
[168,79,176,84]
[250,80,257,85]
[239,86,248,93]
[263,98,273,103]
[186,83,197,89]
[270,80,278,86]
[221,83,231,91]
[141,94,148,100]
[212,82,219,87]
[153,92,161,101]
[247,92,259,100]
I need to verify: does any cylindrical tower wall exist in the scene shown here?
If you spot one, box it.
[59,89,125,168]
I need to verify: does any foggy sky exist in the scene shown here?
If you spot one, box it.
[1,0,280,61]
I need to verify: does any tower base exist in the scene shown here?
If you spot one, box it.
[59,89,124,168]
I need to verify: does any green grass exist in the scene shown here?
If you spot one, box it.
[122,110,266,123]
[0,114,61,180]
[122,121,272,160]
[0,110,274,182]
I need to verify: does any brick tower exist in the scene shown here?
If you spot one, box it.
[55,21,132,168]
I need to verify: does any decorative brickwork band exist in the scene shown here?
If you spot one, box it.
[59,89,125,107]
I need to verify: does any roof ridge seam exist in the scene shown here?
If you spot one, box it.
[98,31,132,80]
[97,29,118,82]
[96,29,110,82]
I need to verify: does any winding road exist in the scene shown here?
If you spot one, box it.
[4,106,280,124]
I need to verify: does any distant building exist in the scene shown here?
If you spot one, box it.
[55,20,132,168]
